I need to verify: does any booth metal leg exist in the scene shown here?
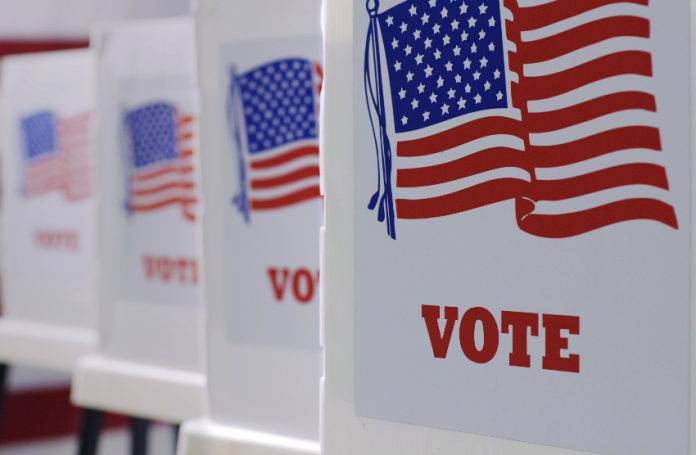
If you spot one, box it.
[130,417,150,455]
[172,424,180,453]
[0,363,8,444]
[77,408,104,455]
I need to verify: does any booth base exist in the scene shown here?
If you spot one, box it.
[71,354,207,423]
[177,418,319,455]
[0,318,96,372]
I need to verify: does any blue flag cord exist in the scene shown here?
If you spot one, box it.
[227,66,251,224]
[364,3,397,239]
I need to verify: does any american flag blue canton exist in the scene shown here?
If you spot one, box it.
[379,0,508,133]
[238,58,319,153]
[22,112,57,160]
[124,102,197,221]
[20,110,92,202]
[125,103,178,167]
[229,57,322,221]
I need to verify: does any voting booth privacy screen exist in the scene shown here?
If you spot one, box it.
[94,17,205,373]
[323,1,693,455]
[0,49,98,331]
[196,0,322,442]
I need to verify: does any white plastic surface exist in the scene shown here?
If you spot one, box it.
[178,419,319,455]
[0,49,98,372]
[72,354,205,423]
[0,319,95,373]
[178,0,322,452]
[71,17,206,422]
[320,1,693,455]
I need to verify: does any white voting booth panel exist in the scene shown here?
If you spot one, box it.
[71,17,207,423]
[322,1,693,455]
[0,49,98,373]
[179,0,322,453]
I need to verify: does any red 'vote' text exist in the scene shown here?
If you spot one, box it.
[35,230,79,251]
[422,305,580,373]
[267,267,320,304]
[143,256,198,285]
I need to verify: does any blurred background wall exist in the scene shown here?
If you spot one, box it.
[0,0,190,39]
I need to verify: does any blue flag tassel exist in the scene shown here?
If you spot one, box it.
[227,66,251,224]
[364,0,396,239]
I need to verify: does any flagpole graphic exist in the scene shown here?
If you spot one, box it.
[227,65,251,224]
[365,0,397,239]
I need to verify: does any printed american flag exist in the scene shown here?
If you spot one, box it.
[124,102,197,222]
[231,58,321,220]
[20,111,92,202]
[365,0,677,239]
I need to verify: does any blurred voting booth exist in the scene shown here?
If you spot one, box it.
[0,49,98,372]
[321,1,693,455]
[178,0,322,453]
[71,17,207,423]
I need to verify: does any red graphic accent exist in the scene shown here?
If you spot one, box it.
[542,314,581,373]
[250,145,319,170]
[514,0,649,30]
[267,267,320,304]
[517,16,650,64]
[251,165,320,190]
[397,179,528,219]
[501,311,539,368]
[398,116,525,158]
[34,230,79,251]
[251,186,321,211]
[421,305,459,359]
[422,305,580,373]
[142,255,199,285]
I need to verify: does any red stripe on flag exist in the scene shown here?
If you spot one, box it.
[250,185,321,210]
[519,199,678,238]
[396,178,528,219]
[250,146,319,170]
[130,197,198,212]
[132,181,195,197]
[526,92,657,133]
[513,0,649,30]
[530,164,670,201]
[524,51,653,101]
[397,116,524,157]
[397,147,527,187]
[529,126,662,168]
[251,165,320,190]
[518,16,650,64]
[131,165,194,182]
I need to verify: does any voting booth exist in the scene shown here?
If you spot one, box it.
[0,49,98,372]
[71,17,207,423]
[178,1,322,453]
[322,1,693,455]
